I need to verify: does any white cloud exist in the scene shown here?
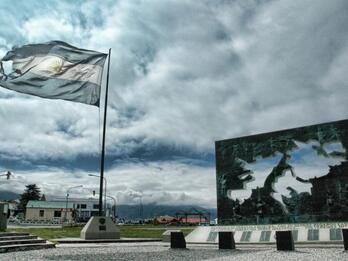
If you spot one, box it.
[100,0,348,154]
[22,18,85,45]
[1,0,348,207]
[1,160,216,207]
[0,94,101,160]
[1,0,348,159]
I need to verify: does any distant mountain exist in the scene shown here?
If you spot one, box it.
[115,204,217,220]
[0,190,20,200]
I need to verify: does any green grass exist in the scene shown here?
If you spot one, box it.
[8,225,195,240]
[7,227,82,240]
[119,225,194,238]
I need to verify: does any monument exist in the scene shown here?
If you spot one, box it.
[186,119,348,245]
[216,119,348,225]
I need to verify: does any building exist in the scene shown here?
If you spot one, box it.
[153,215,178,225]
[26,198,100,222]
[176,208,211,225]
[153,215,209,225]
[65,198,100,222]
[7,200,19,217]
[26,200,74,221]
[0,200,18,217]
[180,217,209,225]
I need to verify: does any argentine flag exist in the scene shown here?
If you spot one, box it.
[0,41,107,106]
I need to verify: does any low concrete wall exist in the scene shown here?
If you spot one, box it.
[186,222,348,244]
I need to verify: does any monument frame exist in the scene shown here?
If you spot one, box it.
[216,119,348,226]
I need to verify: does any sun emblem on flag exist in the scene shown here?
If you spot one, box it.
[50,57,64,74]
[48,57,64,75]
[36,56,64,75]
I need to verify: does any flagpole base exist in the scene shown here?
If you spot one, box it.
[80,216,120,240]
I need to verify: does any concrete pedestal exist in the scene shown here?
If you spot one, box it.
[80,216,120,240]
[162,230,181,242]
[219,232,236,249]
[276,231,294,251]
[170,232,186,249]
[343,229,348,250]
[0,203,8,231]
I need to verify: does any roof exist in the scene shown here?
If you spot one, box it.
[157,215,175,219]
[154,216,178,224]
[51,198,99,203]
[179,217,209,223]
[26,200,74,209]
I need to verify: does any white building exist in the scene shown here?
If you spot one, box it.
[26,198,100,222]
[66,198,100,222]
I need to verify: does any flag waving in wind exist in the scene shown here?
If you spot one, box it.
[0,41,107,106]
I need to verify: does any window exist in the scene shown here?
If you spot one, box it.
[93,204,99,209]
[54,211,61,218]
[39,210,44,217]
[259,231,271,242]
[207,232,218,242]
[330,229,342,241]
[240,231,252,242]
[76,204,80,209]
[91,211,99,217]
[80,204,87,209]
[307,229,319,241]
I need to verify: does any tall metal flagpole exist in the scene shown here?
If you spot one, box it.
[99,48,111,216]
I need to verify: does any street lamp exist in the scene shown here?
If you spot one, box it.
[89,174,107,215]
[92,191,117,220]
[65,185,83,222]
[0,171,12,180]
[106,195,117,220]
[139,195,143,221]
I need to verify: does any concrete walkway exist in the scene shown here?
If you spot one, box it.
[52,237,161,244]
[1,242,347,261]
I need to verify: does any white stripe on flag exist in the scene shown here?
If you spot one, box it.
[12,55,104,86]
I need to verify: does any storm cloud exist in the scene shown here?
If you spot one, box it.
[0,0,348,207]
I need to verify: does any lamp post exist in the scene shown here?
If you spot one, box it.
[0,171,12,180]
[139,195,143,221]
[65,185,83,222]
[89,174,107,215]
[92,191,117,220]
[106,195,117,220]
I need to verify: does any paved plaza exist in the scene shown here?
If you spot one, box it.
[1,242,347,261]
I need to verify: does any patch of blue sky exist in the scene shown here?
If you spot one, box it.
[246,152,283,172]
[281,140,346,165]
[0,0,112,48]
[288,141,320,165]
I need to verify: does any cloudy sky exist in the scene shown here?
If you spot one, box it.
[0,0,348,208]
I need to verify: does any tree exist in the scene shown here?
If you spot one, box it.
[40,194,46,201]
[18,184,41,211]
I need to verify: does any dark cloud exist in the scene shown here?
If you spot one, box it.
[0,0,348,207]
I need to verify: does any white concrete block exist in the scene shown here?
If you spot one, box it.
[80,216,120,240]
[162,230,181,242]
